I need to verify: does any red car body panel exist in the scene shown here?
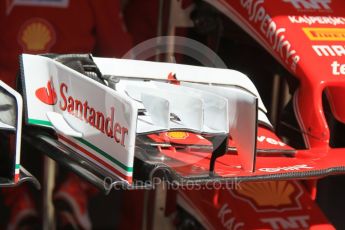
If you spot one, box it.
[211,0,345,149]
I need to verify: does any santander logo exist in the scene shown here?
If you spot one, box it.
[35,81,57,105]
[34,80,129,147]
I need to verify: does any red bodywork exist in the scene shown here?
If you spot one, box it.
[212,0,345,149]
[172,1,345,229]
[178,180,333,229]
[175,0,345,229]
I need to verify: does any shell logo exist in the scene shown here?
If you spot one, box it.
[166,131,189,140]
[232,181,302,212]
[18,18,56,53]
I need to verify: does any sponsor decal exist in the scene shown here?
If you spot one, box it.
[312,45,345,56]
[167,72,180,85]
[261,215,310,230]
[283,0,332,11]
[59,83,129,147]
[232,181,303,212]
[35,81,57,105]
[257,135,286,146]
[218,203,244,230]
[288,16,345,25]
[258,164,313,172]
[6,0,69,15]
[18,18,56,53]
[147,132,211,146]
[331,61,345,75]
[303,28,345,41]
[240,0,300,72]
[166,131,189,140]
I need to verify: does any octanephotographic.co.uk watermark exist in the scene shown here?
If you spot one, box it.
[104,177,243,191]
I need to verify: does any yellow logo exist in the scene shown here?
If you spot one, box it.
[232,181,303,212]
[166,132,189,139]
[303,28,345,41]
[18,18,56,52]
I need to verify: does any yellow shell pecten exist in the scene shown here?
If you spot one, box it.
[236,181,295,207]
[167,131,189,139]
[21,21,53,52]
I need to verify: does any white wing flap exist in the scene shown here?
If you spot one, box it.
[153,82,229,134]
[182,82,257,172]
[118,80,230,134]
[119,81,204,133]
[141,93,170,132]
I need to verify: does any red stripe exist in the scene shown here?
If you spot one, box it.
[58,135,132,183]
[14,174,19,183]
